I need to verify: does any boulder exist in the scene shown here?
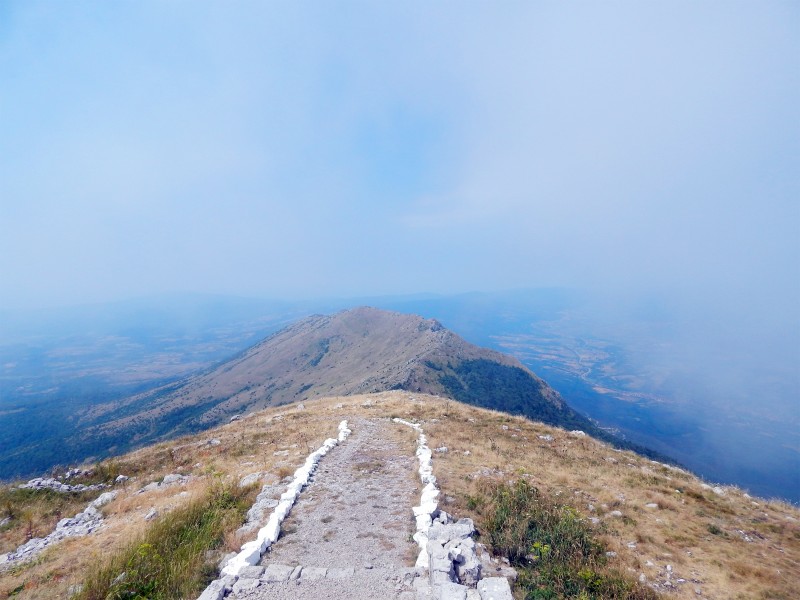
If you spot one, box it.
[477,577,514,600]
[261,563,294,582]
[231,578,260,594]
[197,579,227,600]
[439,581,468,600]
[300,567,327,581]
[238,565,265,579]
[429,518,475,545]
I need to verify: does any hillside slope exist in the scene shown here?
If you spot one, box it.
[1,393,797,600]
[80,307,603,453]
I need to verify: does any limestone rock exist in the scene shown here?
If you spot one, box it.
[238,565,264,579]
[261,563,294,582]
[300,566,327,580]
[197,578,226,600]
[231,577,260,595]
[477,577,514,600]
[440,581,469,600]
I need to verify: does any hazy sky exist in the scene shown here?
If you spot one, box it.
[1,1,797,315]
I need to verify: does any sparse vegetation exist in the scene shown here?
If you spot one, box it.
[474,478,658,599]
[1,393,798,600]
[76,481,255,600]
[0,487,102,554]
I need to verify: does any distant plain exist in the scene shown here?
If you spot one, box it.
[1,290,797,503]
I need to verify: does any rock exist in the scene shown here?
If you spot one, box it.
[0,517,10,527]
[144,508,158,521]
[207,438,221,446]
[17,477,107,494]
[606,551,617,557]
[198,579,227,600]
[238,565,265,579]
[114,475,129,485]
[218,552,237,571]
[452,538,482,586]
[231,578,260,594]
[91,491,117,508]
[429,518,475,545]
[290,565,303,580]
[327,567,355,579]
[538,435,554,442]
[239,472,263,488]
[645,503,659,509]
[570,430,586,437]
[300,567,327,580]
[230,414,241,422]
[428,541,456,587]
[439,581,468,600]
[608,510,624,518]
[296,403,305,410]
[262,563,294,582]
[435,447,449,453]
[161,474,187,485]
[477,577,514,600]
[334,403,344,409]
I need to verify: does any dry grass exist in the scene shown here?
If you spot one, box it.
[1,392,798,600]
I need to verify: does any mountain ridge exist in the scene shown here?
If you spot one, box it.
[80,307,602,453]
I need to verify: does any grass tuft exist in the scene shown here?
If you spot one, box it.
[76,481,255,600]
[475,479,659,600]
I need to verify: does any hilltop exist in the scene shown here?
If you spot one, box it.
[77,307,629,459]
[1,392,797,599]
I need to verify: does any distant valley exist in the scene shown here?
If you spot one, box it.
[1,290,797,503]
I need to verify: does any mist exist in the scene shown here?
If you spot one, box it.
[0,2,797,493]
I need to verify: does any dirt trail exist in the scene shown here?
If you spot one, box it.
[237,417,423,600]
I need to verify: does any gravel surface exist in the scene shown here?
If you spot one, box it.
[237,417,424,600]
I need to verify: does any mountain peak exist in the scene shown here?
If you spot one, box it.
[84,307,593,451]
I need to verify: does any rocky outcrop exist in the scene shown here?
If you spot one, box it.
[0,491,117,568]
[17,477,108,493]
[425,515,516,600]
[136,473,191,494]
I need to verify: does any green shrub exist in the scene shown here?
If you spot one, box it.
[476,479,659,600]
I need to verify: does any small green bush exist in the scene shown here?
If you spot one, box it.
[476,479,659,600]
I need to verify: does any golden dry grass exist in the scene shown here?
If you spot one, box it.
[0,392,797,600]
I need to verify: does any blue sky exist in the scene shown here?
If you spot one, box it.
[0,1,797,316]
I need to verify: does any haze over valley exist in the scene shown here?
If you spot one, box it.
[0,0,797,513]
[1,291,797,503]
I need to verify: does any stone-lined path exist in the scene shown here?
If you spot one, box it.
[234,417,423,600]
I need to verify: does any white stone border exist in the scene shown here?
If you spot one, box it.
[393,418,439,569]
[220,420,351,577]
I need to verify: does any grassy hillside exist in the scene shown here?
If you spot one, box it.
[54,307,631,470]
[1,393,797,599]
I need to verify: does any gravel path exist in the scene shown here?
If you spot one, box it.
[236,417,423,600]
